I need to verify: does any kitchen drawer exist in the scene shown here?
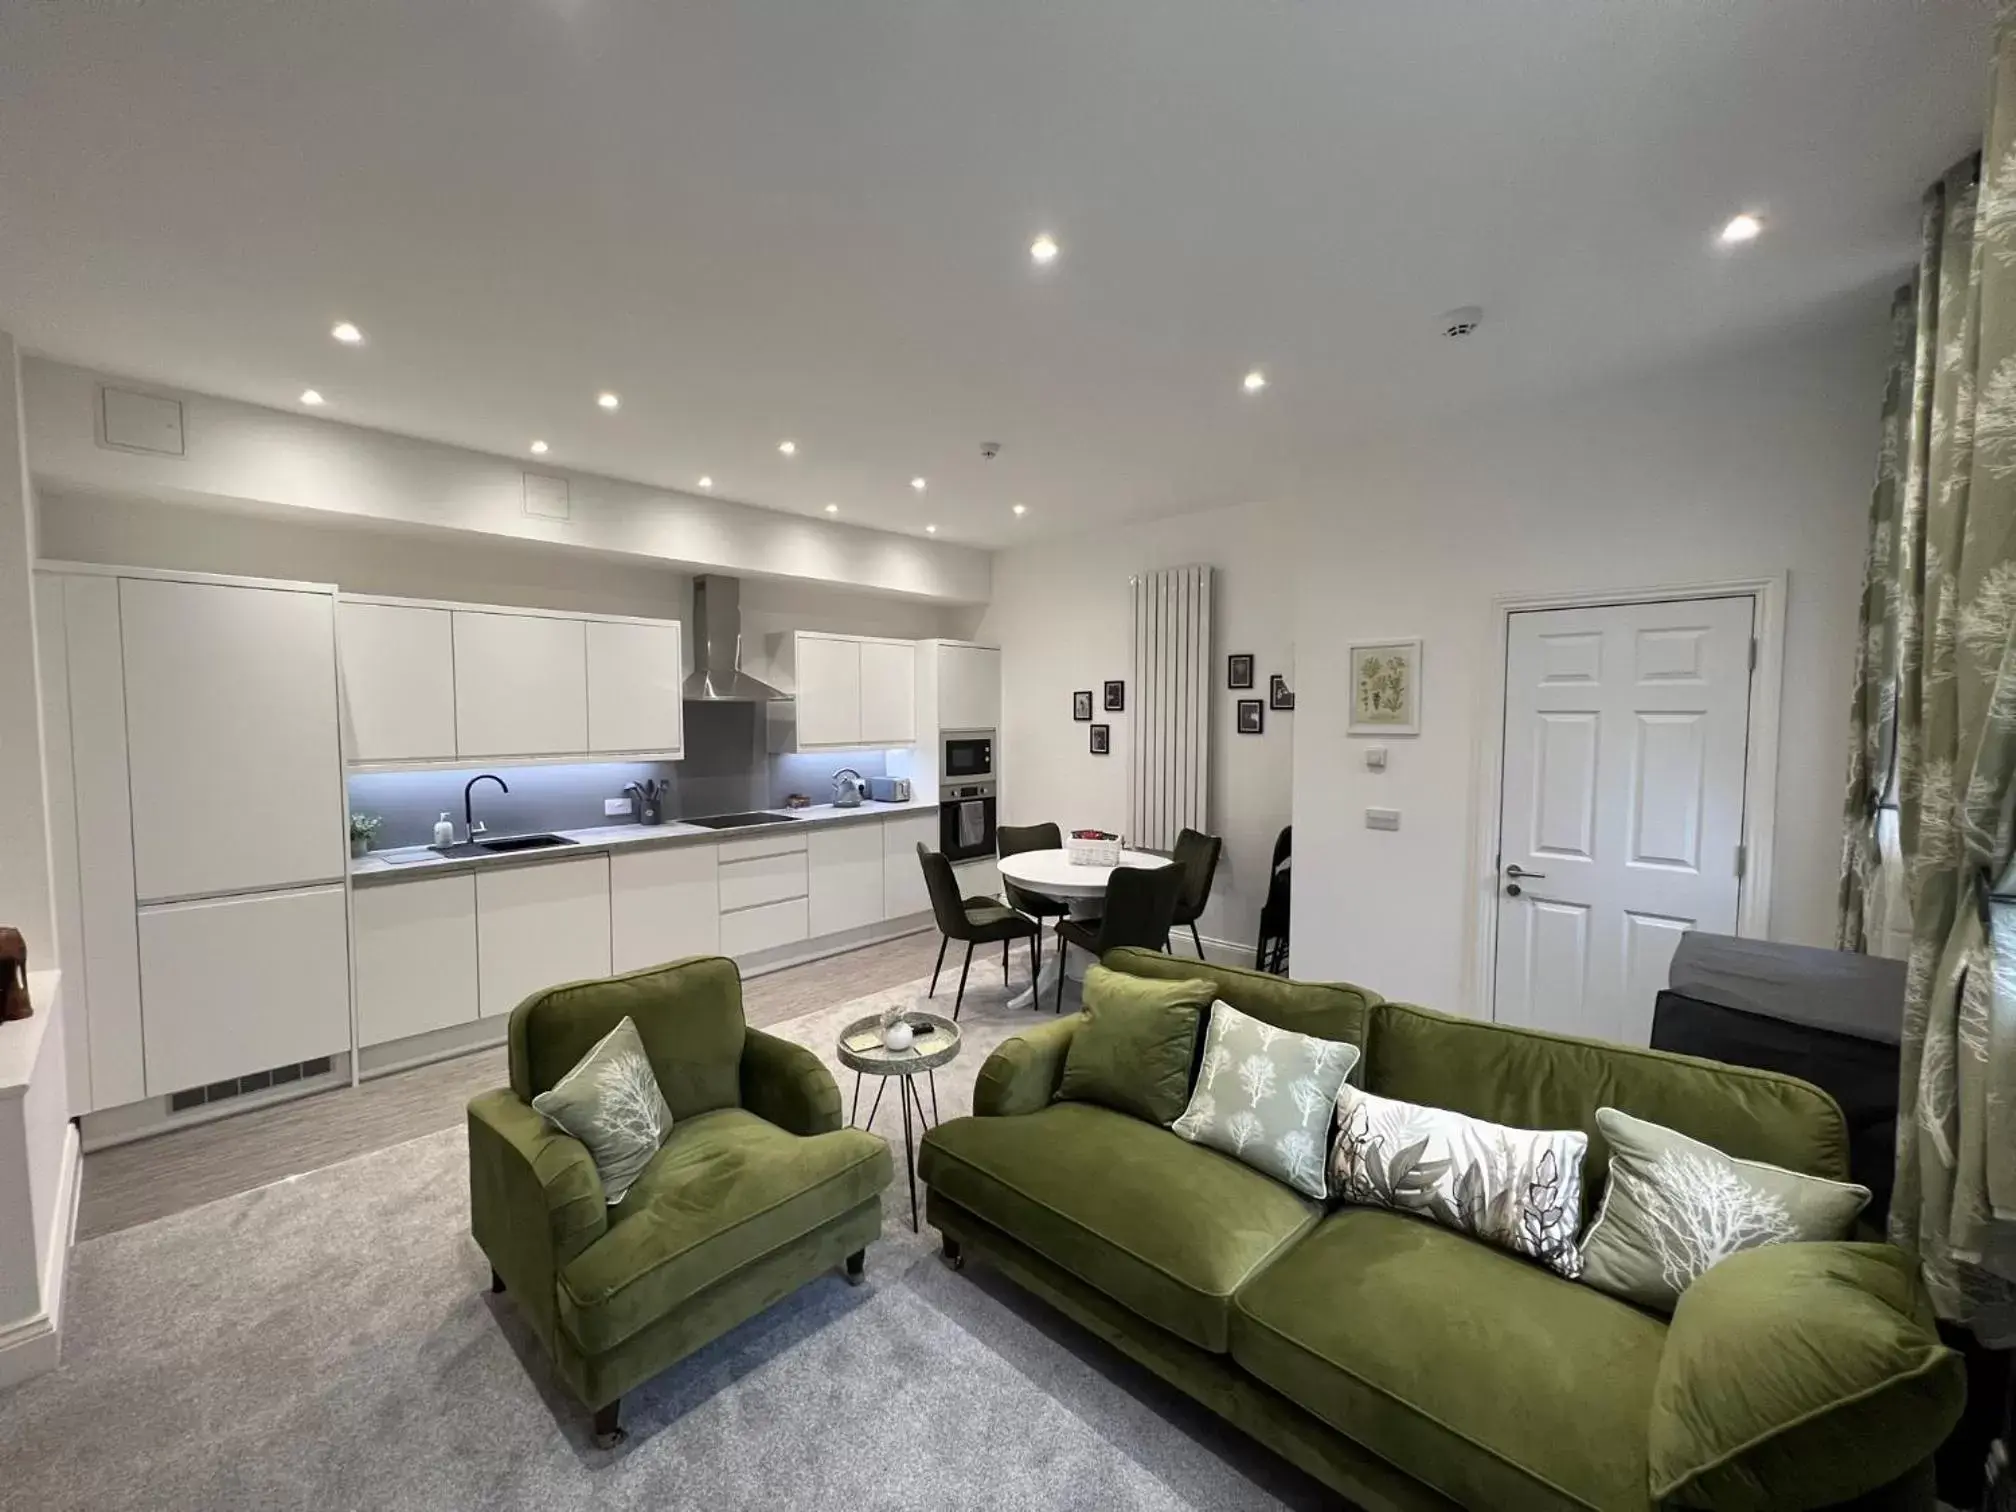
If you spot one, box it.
[717,849,809,912]
[716,830,808,864]
[719,896,808,957]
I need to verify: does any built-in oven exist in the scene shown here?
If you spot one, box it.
[940,780,997,863]
[942,729,995,783]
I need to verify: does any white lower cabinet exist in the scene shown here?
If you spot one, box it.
[611,845,719,973]
[952,855,1000,901]
[809,822,884,937]
[476,856,612,1017]
[719,897,809,957]
[354,874,478,1047]
[716,847,808,913]
[137,885,351,1094]
[881,812,937,919]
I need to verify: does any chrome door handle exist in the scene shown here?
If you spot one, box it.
[1504,864,1545,879]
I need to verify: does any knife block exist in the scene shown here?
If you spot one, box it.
[0,928,29,1022]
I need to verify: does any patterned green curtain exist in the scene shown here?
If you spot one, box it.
[1880,16,2016,1345]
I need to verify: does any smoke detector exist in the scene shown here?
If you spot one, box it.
[1441,306,1484,339]
[980,440,1002,460]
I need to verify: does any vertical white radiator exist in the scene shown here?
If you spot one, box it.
[1128,565,1212,851]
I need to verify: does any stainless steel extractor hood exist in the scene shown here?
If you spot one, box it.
[682,575,792,701]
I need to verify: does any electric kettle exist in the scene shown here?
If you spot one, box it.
[832,768,867,808]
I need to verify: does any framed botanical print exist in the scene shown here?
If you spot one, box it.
[1269,673,1295,711]
[1227,654,1255,690]
[1104,679,1125,712]
[1236,699,1264,734]
[1347,638,1421,736]
[1072,690,1094,721]
[1089,723,1111,755]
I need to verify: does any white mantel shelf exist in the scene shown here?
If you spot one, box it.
[0,970,62,1102]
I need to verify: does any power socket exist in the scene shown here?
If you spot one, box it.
[604,797,632,816]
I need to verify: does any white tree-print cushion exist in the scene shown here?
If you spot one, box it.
[1328,1084,1587,1277]
[1170,1000,1359,1198]
[532,1017,675,1204]
[1577,1107,1869,1312]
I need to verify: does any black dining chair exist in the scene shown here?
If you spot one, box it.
[1052,863,1185,1013]
[917,843,1038,1019]
[1255,825,1291,974]
[1164,828,1223,959]
[997,822,1069,980]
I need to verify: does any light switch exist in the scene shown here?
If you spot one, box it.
[1365,745,1388,771]
[1365,807,1401,831]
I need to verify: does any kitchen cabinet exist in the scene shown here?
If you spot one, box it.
[952,855,1000,902]
[792,633,862,747]
[936,643,1001,733]
[809,822,884,937]
[353,873,478,1046]
[338,601,456,761]
[453,610,588,758]
[719,897,808,957]
[775,632,918,750]
[717,848,809,913]
[881,811,937,919]
[611,845,718,972]
[858,640,917,745]
[120,576,345,903]
[476,855,611,1017]
[587,619,685,756]
[137,885,351,1093]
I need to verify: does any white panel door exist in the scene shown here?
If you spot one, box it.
[611,844,720,972]
[453,611,588,757]
[857,640,917,746]
[353,874,479,1046]
[809,822,885,936]
[120,578,344,902]
[793,634,861,747]
[475,856,611,1017]
[881,812,938,919]
[938,645,1001,731]
[1493,596,1754,1045]
[338,601,457,762]
[587,619,685,755]
[137,885,351,1093]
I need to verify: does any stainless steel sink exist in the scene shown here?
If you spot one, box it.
[475,832,577,853]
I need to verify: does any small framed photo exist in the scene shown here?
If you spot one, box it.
[1347,638,1421,736]
[1072,690,1093,721]
[1227,653,1255,689]
[1103,679,1125,712]
[1089,723,1111,755]
[1269,673,1295,711]
[1236,699,1265,735]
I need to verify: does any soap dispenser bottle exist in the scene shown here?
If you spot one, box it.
[433,812,455,847]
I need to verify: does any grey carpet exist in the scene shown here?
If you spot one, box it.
[0,968,1332,1512]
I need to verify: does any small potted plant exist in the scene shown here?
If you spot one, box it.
[349,813,382,858]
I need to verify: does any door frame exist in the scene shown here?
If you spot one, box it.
[1465,573,1787,1021]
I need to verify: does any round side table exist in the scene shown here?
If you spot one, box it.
[837,1010,962,1232]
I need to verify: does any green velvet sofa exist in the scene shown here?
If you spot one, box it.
[917,948,1962,1512]
[468,956,893,1445]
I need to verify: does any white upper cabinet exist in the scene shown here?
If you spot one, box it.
[120,577,344,902]
[586,619,684,756]
[778,632,918,750]
[937,643,1001,732]
[453,610,589,758]
[339,601,457,761]
[858,639,917,745]
[794,633,863,747]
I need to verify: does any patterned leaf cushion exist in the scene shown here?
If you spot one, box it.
[531,1016,675,1204]
[1171,999,1359,1198]
[1329,1084,1587,1277]
[1578,1106,1870,1312]
[1056,964,1214,1126]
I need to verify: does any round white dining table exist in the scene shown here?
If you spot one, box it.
[995,847,1173,1011]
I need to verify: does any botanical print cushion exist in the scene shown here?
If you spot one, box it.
[1577,1106,1870,1311]
[1329,1084,1587,1277]
[1170,999,1359,1198]
[531,1017,674,1205]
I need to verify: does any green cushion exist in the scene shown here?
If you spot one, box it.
[1364,1000,1850,1220]
[556,1108,891,1355]
[1102,946,1378,1046]
[1648,1242,1966,1510]
[1230,1207,1668,1512]
[1056,964,1212,1125]
[917,1102,1319,1351]
[510,955,747,1122]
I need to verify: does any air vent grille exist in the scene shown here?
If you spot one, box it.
[168,1055,335,1113]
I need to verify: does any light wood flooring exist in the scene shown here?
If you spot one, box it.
[76,931,946,1240]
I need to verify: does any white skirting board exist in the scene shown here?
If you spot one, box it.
[0,1120,82,1389]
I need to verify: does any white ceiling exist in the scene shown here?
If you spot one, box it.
[0,1,1991,547]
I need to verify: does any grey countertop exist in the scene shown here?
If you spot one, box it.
[350,797,941,886]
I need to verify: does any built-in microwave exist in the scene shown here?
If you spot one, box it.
[942,729,995,782]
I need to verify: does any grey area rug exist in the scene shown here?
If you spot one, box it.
[0,967,1332,1512]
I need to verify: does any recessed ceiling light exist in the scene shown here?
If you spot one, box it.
[330,321,363,345]
[299,389,324,406]
[696,475,713,490]
[1012,502,1028,516]
[529,440,549,455]
[911,477,927,492]
[1718,213,1764,245]
[778,439,797,456]
[1242,369,1268,393]
[596,391,620,410]
[925,524,937,534]
[1030,234,1059,266]
[824,502,839,514]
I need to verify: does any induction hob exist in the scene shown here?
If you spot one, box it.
[681,811,801,830]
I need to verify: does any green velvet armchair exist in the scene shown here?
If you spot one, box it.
[468,955,892,1446]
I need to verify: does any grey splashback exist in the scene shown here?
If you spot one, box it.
[768,748,890,807]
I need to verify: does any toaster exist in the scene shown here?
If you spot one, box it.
[868,776,912,803]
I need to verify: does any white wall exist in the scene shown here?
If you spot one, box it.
[977,501,1294,955]
[24,358,990,606]
[0,334,54,951]
[1291,311,1885,1010]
